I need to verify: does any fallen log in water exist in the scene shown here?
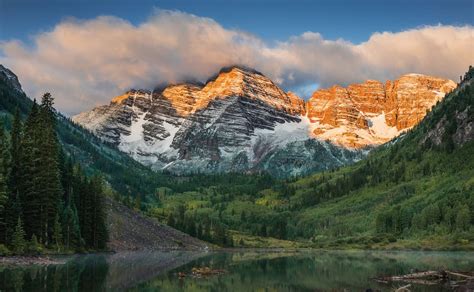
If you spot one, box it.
[446,271,474,279]
[388,270,443,281]
[394,284,411,292]
[373,270,474,290]
[191,266,227,277]
[375,270,473,282]
[176,267,227,279]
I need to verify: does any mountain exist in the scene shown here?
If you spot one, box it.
[74,66,455,176]
[151,66,473,249]
[283,66,474,249]
[0,65,23,93]
[307,74,456,147]
[1,62,471,250]
[73,66,361,177]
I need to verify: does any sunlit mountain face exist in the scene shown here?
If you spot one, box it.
[72,66,455,176]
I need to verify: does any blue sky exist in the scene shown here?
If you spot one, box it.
[1,0,472,44]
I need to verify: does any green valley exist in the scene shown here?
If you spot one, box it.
[0,65,473,254]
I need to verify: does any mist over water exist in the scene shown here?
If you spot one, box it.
[1,250,472,291]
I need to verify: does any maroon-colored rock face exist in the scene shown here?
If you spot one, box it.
[306,74,456,148]
[73,66,456,174]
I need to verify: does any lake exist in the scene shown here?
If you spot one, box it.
[1,250,473,291]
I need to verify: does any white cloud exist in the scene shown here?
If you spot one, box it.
[1,10,472,115]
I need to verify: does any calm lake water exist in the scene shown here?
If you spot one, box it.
[0,250,473,291]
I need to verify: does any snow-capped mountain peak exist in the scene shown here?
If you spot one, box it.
[73,67,455,176]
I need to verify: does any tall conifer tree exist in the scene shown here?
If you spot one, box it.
[5,109,23,243]
[8,109,22,195]
[36,93,62,244]
[21,100,42,241]
[0,123,10,243]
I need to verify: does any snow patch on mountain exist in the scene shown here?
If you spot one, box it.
[121,113,146,144]
[252,116,311,145]
[119,118,181,165]
[367,112,401,139]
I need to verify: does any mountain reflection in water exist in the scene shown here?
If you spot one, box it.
[0,250,472,291]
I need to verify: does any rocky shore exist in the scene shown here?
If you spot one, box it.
[0,255,70,266]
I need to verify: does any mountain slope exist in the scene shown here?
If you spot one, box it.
[1,64,213,251]
[0,64,165,198]
[107,197,208,251]
[285,67,474,248]
[148,67,473,249]
[73,66,453,177]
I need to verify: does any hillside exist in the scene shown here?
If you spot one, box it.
[0,65,211,252]
[285,67,473,249]
[147,67,473,250]
[107,197,208,251]
[0,65,164,197]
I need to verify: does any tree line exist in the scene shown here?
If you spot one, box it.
[166,204,234,247]
[0,93,108,254]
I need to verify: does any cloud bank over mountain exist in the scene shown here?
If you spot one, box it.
[1,10,472,114]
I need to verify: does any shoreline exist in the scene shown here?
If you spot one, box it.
[1,247,473,267]
[0,255,71,266]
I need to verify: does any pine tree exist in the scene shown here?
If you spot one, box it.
[4,193,22,245]
[60,151,74,203]
[53,213,63,252]
[11,217,26,254]
[19,95,63,245]
[0,95,113,251]
[456,205,471,231]
[8,108,22,197]
[79,176,93,247]
[167,212,175,227]
[36,93,62,244]
[62,202,82,250]
[134,195,141,211]
[73,165,89,244]
[0,171,7,244]
[0,123,10,243]
[203,220,211,241]
[28,234,42,255]
[85,175,108,250]
[21,100,42,241]
[185,216,196,237]
[5,109,22,244]
[213,223,226,245]
[196,223,203,239]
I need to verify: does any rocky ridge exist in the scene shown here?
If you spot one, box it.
[307,74,456,147]
[73,66,455,176]
[0,65,23,93]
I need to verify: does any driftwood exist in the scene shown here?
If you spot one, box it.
[191,266,227,277]
[394,284,411,291]
[388,270,443,281]
[177,267,227,279]
[374,270,474,290]
[446,270,474,279]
